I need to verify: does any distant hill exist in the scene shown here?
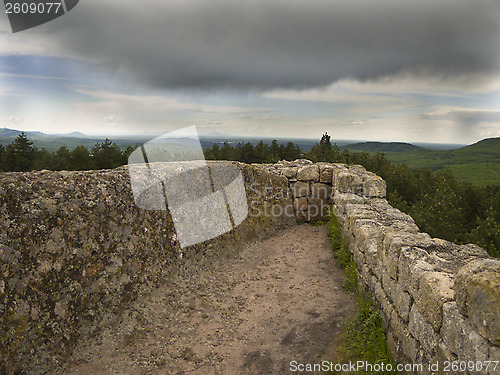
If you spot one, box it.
[56,131,92,138]
[0,128,22,138]
[0,127,143,152]
[386,137,500,186]
[344,141,425,153]
[0,127,52,138]
[453,137,500,156]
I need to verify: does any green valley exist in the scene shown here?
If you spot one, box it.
[344,138,500,186]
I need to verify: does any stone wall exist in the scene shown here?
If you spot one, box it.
[261,160,500,374]
[1,159,499,374]
[0,161,295,374]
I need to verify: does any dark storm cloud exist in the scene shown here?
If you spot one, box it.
[44,0,500,90]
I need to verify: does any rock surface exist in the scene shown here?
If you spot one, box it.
[0,162,295,374]
[455,259,500,345]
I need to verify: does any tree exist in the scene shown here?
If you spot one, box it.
[219,142,234,160]
[268,140,281,162]
[4,132,36,171]
[70,145,93,170]
[91,139,123,169]
[466,208,500,258]
[255,141,270,163]
[235,142,256,164]
[307,132,338,162]
[0,144,5,171]
[204,143,220,160]
[283,142,301,161]
[121,145,137,165]
[33,149,57,170]
[320,132,332,147]
[54,145,71,170]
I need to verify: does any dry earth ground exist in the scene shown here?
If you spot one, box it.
[65,224,356,375]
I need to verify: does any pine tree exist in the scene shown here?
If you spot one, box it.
[55,145,71,170]
[70,145,93,170]
[268,140,280,162]
[283,142,301,160]
[91,139,123,169]
[0,144,5,171]
[307,132,336,162]
[4,132,36,171]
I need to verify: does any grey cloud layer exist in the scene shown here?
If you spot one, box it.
[422,110,500,124]
[45,0,500,89]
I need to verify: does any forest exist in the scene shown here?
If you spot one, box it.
[1,132,499,258]
[205,133,500,258]
[0,132,135,172]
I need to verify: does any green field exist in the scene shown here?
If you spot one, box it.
[345,138,500,186]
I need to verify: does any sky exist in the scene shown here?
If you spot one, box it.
[1,0,500,144]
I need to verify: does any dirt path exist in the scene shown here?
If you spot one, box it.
[65,224,356,375]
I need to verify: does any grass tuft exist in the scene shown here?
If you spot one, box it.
[325,208,398,374]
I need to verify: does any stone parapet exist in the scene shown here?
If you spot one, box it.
[1,159,498,374]
[262,159,499,373]
[0,162,295,374]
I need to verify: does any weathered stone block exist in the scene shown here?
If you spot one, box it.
[415,272,454,332]
[349,165,367,174]
[13,299,30,320]
[295,210,308,220]
[352,220,386,277]
[458,243,489,258]
[455,259,500,345]
[424,239,489,275]
[307,197,329,220]
[351,243,366,266]
[330,164,349,188]
[382,232,432,280]
[386,331,399,362]
[408,305,439,357]
[318,163,334,184]
[332,192,364,215]
[431,342,454,373]
[353,220,382,251]
[334,170,364,195]
[398,246,435,298]
[297,165,319,182]
[294,197,308,211]
[382,208,420,233]
[356,262,371,290]
[442,302,490,362]
[310,183,331,199]
[280,167,297,179]
[390,310,420,362]
[291,181,309,198]
[382,273,412,322]
[394,290,413,324]
[363,175,386,198]
[488,345,500,375]
[346,205,377,231]
[373,278,394,322]
[291,159,314,166]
